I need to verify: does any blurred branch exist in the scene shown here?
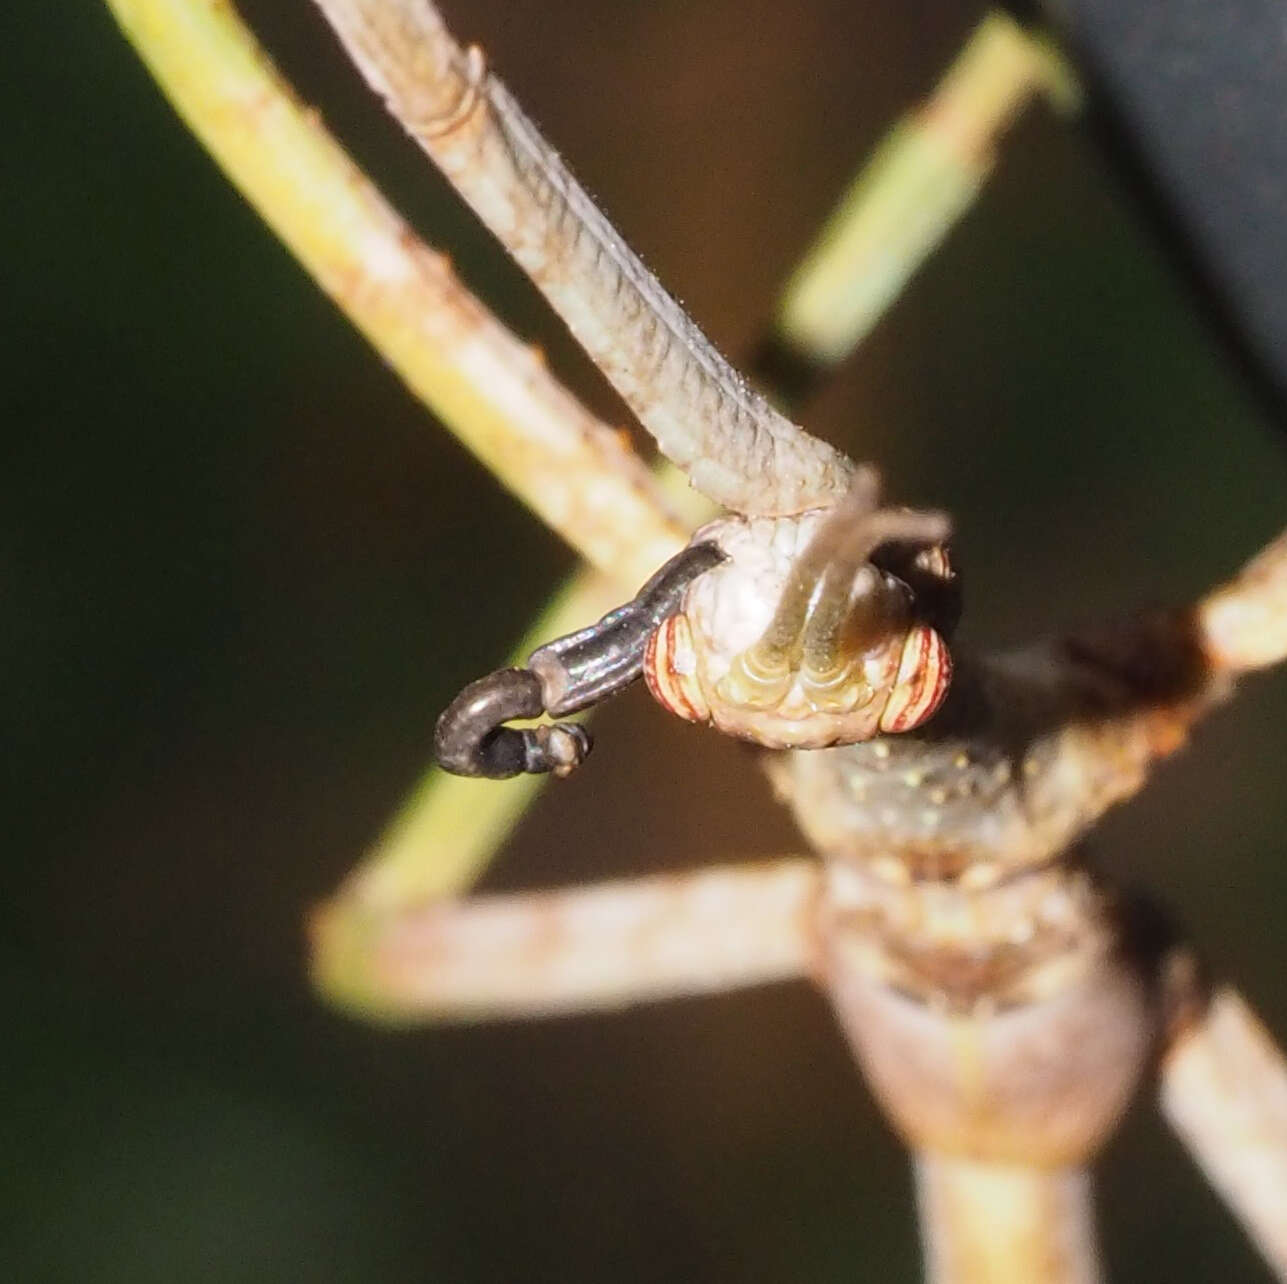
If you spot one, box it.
[103,0,686,584]
[310,568,619,1016]
[775,9,1079,368]
[102,0,703,987]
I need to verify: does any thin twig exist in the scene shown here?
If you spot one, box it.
[103,0,706,956]
[776,10,1079,366]
[317,570,621,903]
[103,0,686,585]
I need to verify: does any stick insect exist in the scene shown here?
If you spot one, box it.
[106,1,1287,1280]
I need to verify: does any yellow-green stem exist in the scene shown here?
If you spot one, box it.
[310,569,639,1018]
[103,0,685,585]
[101,0,703,1009]
[777,10,1079,365]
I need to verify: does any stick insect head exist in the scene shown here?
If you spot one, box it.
[644,470,956,749]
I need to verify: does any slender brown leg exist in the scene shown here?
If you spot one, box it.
[311,858,821,1022]
[1161,987,1287,1281]
[1198,526,1287,677]
[433,541,724,778]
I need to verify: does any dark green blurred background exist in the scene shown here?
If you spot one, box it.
[6,2,1286,1280]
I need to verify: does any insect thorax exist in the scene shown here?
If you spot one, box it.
[766,641,1212,1163]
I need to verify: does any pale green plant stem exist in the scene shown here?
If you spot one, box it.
[309,567,622,1017]
[777,10,1079,366]
[102,0,695,1001]
[103,0,686,585]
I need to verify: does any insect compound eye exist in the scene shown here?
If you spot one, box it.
[877,623,953,733]
[643,612,710,724]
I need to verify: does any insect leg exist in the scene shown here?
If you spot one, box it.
[434,541,724,778]
[312,858,822,1022]
[1161,983,1287,1279]
[915,1153,1100,1284]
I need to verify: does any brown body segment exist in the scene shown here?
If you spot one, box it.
[777,614,1221,1169]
